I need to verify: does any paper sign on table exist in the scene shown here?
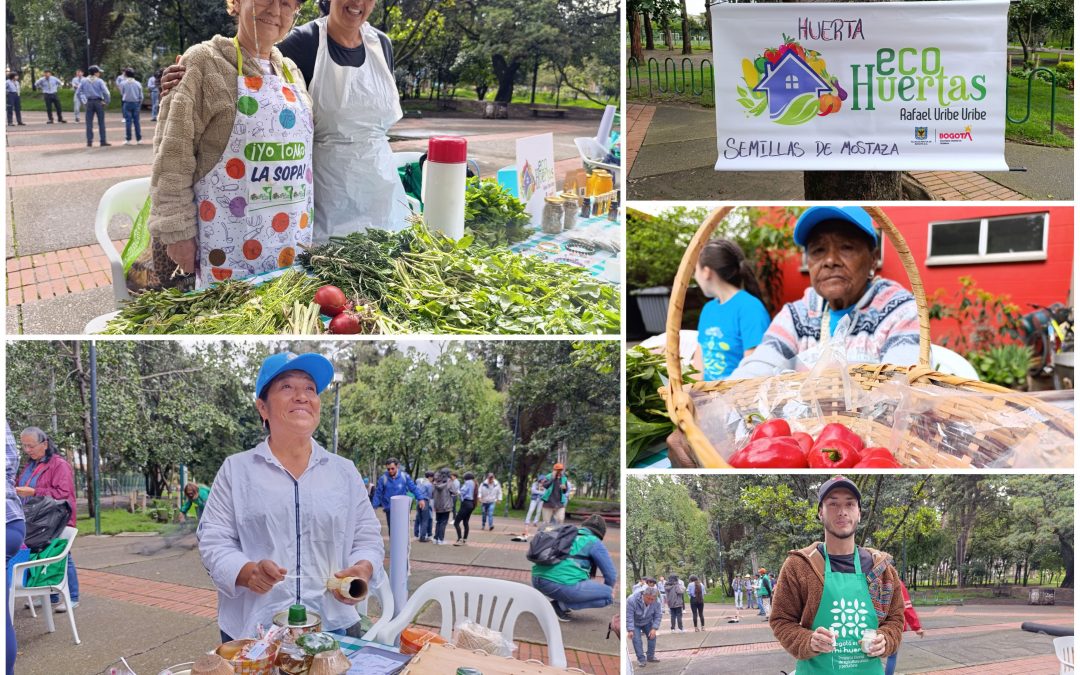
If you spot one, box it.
[515,133,557,227]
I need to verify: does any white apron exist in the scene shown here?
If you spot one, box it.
[309,17,411,243]
[193,39,314,288]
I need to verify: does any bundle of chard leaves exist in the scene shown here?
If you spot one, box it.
[463,177,534,246]
[102,269,325,335]
[300,223,619,335]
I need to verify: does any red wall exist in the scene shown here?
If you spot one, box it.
[775,206,1074,346]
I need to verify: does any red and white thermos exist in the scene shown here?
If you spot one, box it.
[422,136,468,239]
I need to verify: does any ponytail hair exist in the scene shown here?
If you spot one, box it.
[697,239,764,303]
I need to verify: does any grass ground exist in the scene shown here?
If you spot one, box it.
[76,508,172,536]
[626,60,715,107]
[13,87,126,113]
[1006,74,1074,147]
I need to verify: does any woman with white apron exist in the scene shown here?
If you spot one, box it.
[308,10,412,242]
[149,0,314,290]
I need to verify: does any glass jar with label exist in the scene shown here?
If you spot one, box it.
[560,192,579,230]
[542,196,566,234]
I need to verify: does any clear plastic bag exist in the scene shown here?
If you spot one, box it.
[451,619,516,657]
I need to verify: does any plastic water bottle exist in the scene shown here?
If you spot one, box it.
[422,136,468,240]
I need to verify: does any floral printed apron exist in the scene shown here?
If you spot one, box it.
[192,38,314,288]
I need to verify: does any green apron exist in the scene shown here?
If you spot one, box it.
[797,544,883,674]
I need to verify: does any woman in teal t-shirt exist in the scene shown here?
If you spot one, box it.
[692,239,772,381]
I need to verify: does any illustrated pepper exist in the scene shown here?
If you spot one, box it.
[807,438,860,469]
[747,415,792,443]
[791,431,815,455]
[729,437,808,469]
[816,423,865,453]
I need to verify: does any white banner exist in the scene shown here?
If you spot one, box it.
[711,1,1009,171]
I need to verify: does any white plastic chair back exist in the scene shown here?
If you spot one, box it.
[1055,635,1074,674]
[95,177,151,304]
[367,575,568,668]
[359,568,395,641]
[8,526,81,644]
[930,344,980,380]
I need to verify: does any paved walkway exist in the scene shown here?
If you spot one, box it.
[4,109,597,334]
[626,103,1071,201]
[13,514,620,675]
[627,601,1072,674]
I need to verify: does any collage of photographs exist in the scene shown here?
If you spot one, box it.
[0,0,1075,675]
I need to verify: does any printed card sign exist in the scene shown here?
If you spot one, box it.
[711,0,1009,171]
[516,133,557,227]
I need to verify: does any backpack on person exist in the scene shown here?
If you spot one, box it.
[526,524,585,565]
[21,496,71,553]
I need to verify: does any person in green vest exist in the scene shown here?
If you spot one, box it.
[531,514,616,622]
[770,476,905,674]
[179,483,210,522]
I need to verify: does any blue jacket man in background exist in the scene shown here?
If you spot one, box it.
[626,586,663,667]
[372,457,419,529]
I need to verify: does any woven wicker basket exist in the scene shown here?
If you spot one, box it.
[660,206,1074,469]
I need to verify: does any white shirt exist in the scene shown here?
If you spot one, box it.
[198,438,384,639]
[479,480,502,504]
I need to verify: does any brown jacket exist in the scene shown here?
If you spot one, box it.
[150,35,311,245]
[770,542,905,662]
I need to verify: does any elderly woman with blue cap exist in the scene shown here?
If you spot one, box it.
[197,351,383,642]
[729,205,920,379]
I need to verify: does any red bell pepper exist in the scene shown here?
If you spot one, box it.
[791,432,815,455]
[816,423,865,453]
[807,438,860,469]
[729,437,808,469]
[855,447,903,468]
[748,416,792,443]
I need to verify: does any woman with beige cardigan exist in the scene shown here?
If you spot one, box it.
[150,0,314,289]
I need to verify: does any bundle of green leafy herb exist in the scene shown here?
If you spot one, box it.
[626,345,698,466]
[463,177,534,246]
[301,224,619,335]
[102,269,325,335]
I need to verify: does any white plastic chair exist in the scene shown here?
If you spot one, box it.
[8,526,81,645]
[359,568,395,642]
[1055,635,1074,674]
[930,344,980,380]
[95,176,151,305]
[364,575,568,668]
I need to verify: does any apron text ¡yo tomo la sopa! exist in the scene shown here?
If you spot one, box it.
[797,544,883,674]
[192,38,314,289]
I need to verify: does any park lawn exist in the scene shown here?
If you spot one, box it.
[76,508,171,536]
[626,60,715,107]
[16,87,126,113]
[1005,75,1073,148]
[482,90,611,110]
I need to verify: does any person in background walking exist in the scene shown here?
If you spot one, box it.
[148,68,162,121]
[76,65,110,147]
[539,463,571,525]
[885,578,924,675]
[35,69,66,123]
[523,476,544,531]
[413,471,433,542]
[453,472,478,545]
[748,573,759,610]
[430,468,458,546]
[665,574,686,632]
[478,472,501,532]
[371,458,419,530]
[733,574,744,610]
[687,575,707,632]
[6,424,25,675]
[70,69,85,122]
[756,567,773,619]
[6,73,24,126]
[119,68,143,144]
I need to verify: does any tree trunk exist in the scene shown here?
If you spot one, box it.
[705,6,712,43]
[1059,530,1074,588]
[530,54,539,105]
[69,342,96,520]
[1013,19,1031,66]
[643,11,655,50]
[662,16,673,50]
[630,13,644,63]
[680,0,692,55]
[804,171,903,200]
[491,54,520,103]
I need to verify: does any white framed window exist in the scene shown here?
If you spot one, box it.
[785,75,799,89]
[925,212,1049,266]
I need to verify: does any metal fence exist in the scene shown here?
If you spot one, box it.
[627,57,1067,136]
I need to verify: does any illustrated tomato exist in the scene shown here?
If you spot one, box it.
[210,267,232,281]
[242,239,262,261]
[272,212,290,233]
[277,246,295,267]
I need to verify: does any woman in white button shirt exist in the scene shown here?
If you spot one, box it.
[197,351,384,642]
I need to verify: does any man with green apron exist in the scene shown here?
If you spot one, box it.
[770,476,905,674]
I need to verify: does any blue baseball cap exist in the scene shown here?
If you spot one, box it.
[254,351,334,399]
[793,206,878,249]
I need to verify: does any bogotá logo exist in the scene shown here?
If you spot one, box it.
[738,35,848,125]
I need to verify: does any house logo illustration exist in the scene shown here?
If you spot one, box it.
[520,160,537,202]
[737,36,846,126]
[914,127,928,140]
